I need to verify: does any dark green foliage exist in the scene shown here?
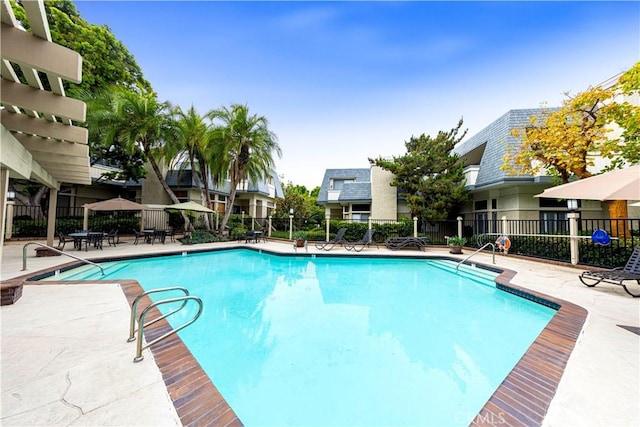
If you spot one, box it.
[11,0,150,95]
[179,230,220,245]
[370,119,469,220]
[12,215,139,237]
[275,183,325,228]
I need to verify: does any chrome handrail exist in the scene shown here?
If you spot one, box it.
[127,286,190,342]
[22,242,104,275]
[133,295,203,362]
[456,242,495,272]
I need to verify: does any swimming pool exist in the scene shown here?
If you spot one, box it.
[52,249,556,426]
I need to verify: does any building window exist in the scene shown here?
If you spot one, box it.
[330,178,354,190]
[475,212,489,234]
[540,211,569,234]
[474,200,488,211]
[491,199,497,210]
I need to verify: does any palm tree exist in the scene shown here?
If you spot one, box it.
[171,105,213,229]
[87,86,183,205]
[207,104,282,232]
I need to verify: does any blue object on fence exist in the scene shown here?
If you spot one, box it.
[591,229,611,246]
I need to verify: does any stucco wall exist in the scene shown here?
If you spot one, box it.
[370,165,397,219]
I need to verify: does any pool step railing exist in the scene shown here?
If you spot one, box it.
[128,287,203,362]
[22,242,104,275]
[455,242,496,272]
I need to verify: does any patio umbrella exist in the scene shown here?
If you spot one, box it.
[165,201,214,213]
[535,165,640,201]
[84,196,146,211]
[82,196,146,231]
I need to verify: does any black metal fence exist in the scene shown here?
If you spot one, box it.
[6,206,639,268]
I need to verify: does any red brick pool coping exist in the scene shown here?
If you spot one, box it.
[4,252,587,427]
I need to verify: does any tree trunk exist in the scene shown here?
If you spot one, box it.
[147,155,193,231]
[14,185,48,219]
[219,183,238,233]
[606,200,629,238]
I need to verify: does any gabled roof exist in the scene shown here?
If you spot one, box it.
[453,108,555,189]
[317,168,371,203]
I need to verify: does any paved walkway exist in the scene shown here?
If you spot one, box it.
[1,239,638,426]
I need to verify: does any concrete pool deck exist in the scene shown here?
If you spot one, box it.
[1,239,638,426]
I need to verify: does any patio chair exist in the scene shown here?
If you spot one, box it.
[345,229,377,252]
[87,232,103,250]
[579,245,640,297]
[56,231,74,251]
[107,229,119,246]
[315,228,347,251]
[133,230,145,245]
[152,229,166,244]
[245,230,257,243]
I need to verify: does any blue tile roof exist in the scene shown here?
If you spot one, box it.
[317,168,371,203]
[453,108,556,189]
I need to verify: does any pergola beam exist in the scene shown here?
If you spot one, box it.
[1,110,88,144]
[1,79,86,122]
[0,22,81,83]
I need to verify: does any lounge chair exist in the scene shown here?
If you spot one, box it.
[345,229,377,252]
[315,228,347,251]
[384,236,430,251]
[579,245,640,297]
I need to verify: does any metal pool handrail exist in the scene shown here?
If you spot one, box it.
[128,286,190,342]
[132,295,203,362]
[22,242,104,275]
[456,242,495,272]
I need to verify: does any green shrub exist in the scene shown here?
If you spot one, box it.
[179,230,220,245]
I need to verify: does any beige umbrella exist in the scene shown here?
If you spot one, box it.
[84,196,146,211]
[535,165,640,201]
[165,201,214,213]
[82,196,146,230]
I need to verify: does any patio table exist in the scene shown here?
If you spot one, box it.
[68,232,104,251]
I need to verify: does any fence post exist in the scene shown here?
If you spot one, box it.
[368,218,372,230]
[502,216,508,236]
[325,214,330,241]
[47,188,58,246]
[568,213,580,265]
[457,216,463,238]
[5,201,14,240]
[83,205,89,231]
[289,214,293,240]
[413,217,418,238]
[268,215,272,238]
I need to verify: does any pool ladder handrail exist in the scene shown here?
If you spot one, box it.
[455,242,496,272]
[128,287,203,362]
[22,242,104,275]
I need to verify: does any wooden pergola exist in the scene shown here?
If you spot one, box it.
[0,0,89,254]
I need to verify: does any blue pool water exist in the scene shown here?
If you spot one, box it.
[52,249,556,426]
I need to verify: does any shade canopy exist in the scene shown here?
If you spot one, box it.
[84,196,146,211]
[165,201,214,213]
[535,165,640,201]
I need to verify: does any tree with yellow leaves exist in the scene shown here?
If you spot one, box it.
[504,62,640,223]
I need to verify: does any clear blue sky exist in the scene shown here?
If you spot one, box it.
[75,1,639,189]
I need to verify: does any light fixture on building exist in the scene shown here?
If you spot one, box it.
[567,199,578,212]
[6,190,15,200]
